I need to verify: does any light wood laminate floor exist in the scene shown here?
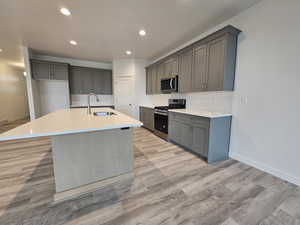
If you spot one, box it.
[0,127,300,225]
[0,118,29,134]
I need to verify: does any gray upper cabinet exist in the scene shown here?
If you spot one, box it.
[207,36,226,91]
[178,48,193,93]
[102,70,113,94]
[69,67,82,94]
[31,60,68,80]
[151,66,157,94]
[81,67,94,94]
[164,57,178,78]
[156,63,164,93]
[31,60,51,80]
[69,66,113,95]
[145,25,241,94]
[93,69,104,94]
[52,63,69,80]
[146,68,152,95]
[93,69,113,95]
[146,65,159,95]
[192,44,208,92]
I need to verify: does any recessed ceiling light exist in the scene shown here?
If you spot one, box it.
[70,40,77,45]
[126,51,132,55]
[60,7,71,16]
[0,49,3,52]
[139,30,146,36]
[23,72,27,77]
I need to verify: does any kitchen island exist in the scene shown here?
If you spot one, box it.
[0,108,142,202]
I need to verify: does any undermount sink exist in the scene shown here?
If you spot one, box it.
[93,111,116,116]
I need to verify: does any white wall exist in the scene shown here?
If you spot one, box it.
[149,0,300,185]
[0,60,29,123]
[229,0,300,186]
[113,59,142,119]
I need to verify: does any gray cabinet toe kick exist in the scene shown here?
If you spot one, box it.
[168,112,231,163]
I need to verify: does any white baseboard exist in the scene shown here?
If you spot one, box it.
[230,152,300,187]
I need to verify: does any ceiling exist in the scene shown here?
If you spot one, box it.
[0,0,262,66]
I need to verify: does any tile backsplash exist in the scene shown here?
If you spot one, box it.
[71,95,114,107]
[145,91,233,113]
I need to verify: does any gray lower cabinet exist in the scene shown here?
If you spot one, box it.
[69,66,113,95]
[168,111,231,163]
[31,60,68,80]
[139,107,154,131]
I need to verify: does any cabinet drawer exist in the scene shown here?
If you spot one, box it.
[169,112,210,128]
[169,112,193,124]
[190,115,210,128]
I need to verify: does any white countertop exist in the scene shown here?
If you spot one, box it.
[168,109,232,118]
[0,108,142,141]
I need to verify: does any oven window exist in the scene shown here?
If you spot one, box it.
[154,113,168,134]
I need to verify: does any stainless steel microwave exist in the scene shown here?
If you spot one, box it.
[161,76,178,93]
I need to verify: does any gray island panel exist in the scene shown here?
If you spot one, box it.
[52,128,133,192]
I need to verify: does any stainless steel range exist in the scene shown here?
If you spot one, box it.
[154,99,186,134]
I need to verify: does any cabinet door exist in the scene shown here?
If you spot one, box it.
[180,122,193,149]
[168,120,181,144]
[52,63,68,80]
[207,37,226,91]
[192,125,209,157]
[81,67,94,94]
[103,70,113,95]
[92,69,113,95]
[164,57,178,78]
[156,63,164,93]
[93,69,104,95]
[151,66,157,94]
[146,68,152,95]
[178,49,193,93]
[31,61,51,80]
[192,44,208,92]
[144,109,150,128]
[139,107,145,123]
[69,67,82,94]
[148,109,154,130]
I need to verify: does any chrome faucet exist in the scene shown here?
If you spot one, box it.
[87,93,100,115]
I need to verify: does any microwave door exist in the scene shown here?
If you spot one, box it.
[161,79,170,91]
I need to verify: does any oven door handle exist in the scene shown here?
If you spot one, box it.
[154,112,168,116]
[170,78,173,89]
